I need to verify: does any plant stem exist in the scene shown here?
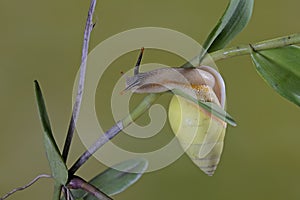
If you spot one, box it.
[189,33,300,67]
[62,0,97,162]
[0,174,51,200]
[69,93,160,175]
[69,33,300,175]
[68,176,112,200]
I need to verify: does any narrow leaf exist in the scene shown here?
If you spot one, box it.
[34,80,68,185]
[68,158,148,200]
[172,89,237,126]
[251,45,300,106]
[84,158,148,200]
[205,0,254,52]
[182,0,254,68]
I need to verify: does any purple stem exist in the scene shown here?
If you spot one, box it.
[62,0,97,161]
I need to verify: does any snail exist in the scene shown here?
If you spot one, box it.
[125,65,227,176]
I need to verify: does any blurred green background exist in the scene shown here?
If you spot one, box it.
[0,0,299,199]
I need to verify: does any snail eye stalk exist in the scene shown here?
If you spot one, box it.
[134,47,145,75]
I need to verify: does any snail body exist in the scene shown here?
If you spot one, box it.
[126,65,227,176]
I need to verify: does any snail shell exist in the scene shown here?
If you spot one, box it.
[168,95,226,176]
[125,66,227,176]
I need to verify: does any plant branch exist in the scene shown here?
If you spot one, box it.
[69,33,300,175]
[62,0,97,162]
[0,174,51,200]
[68,176,112,200]
[69,93,160,175]
[187,33,300,67]
[62,187,74,200]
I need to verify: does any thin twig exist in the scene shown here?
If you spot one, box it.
[184,33,300,67]
[68,176,112,200]
[69,48,157,175]
[63,186,74,200]
[0,174,51,200]
[69,121,123,175]
[62,0,97,162]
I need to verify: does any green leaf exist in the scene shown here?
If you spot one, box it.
[34,80,68,185]
[204,0,254,52]
[251,45,300,106]
[182,0,254,68]
[68,158,148,200]
[172,89,237,126]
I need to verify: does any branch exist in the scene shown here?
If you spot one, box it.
[62,0,97,161]
[186,33,300,67]
[68,176,112,200]
[69,93,160,175]
[69,48,150,175]
[0,174,51,200]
